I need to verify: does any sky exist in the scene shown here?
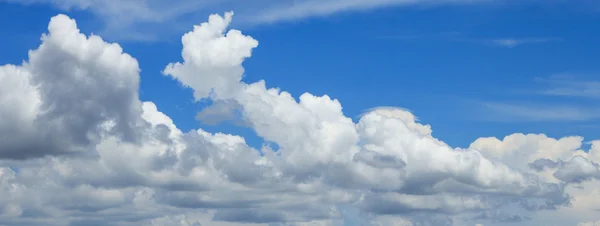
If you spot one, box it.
[1,0,600,226]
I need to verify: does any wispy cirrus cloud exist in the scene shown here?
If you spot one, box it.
[478,102,600,122]
[375,31,561,48]
[489,37,561,48]
[534,74,600,98]
[472,74,600,123]
[247,0,493,24]
[0,0,510,41]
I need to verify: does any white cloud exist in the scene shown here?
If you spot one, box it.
[471,134,600,224]
[472,133,600,184]
[0,11,599,226]
[0,14,144,159]
[470,133,586,170]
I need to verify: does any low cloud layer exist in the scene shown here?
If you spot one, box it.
[0,12,599,226]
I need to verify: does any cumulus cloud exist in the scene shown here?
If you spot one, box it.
[0,11,599,226]
[0,14,144,159]
[471,133,586,170]
[471,133,600,181]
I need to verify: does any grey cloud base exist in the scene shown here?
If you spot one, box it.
[0,12,600,226]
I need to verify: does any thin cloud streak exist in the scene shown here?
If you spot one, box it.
[373,31,560,48]
[478,102,600,122]
[466,75,600,123]
[2,0,498,41]
[489,37,561,48]
[248,0,493,24]
[534,75,600,98]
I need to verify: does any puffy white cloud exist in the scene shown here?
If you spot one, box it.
[163,11,257,100]
[0,11,598,226]
[470,134,600,224]
[471,133,585,165]
[166,13,537,199]
[0,14,144,159]
[0,12,307,225]
[163,11,575,223]
[587,140,600,162]
[471,133,600,184]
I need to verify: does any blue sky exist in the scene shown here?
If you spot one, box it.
[1,0,600,225]
[3,1,600,149]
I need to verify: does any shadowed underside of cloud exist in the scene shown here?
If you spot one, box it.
[0,11,599,226]
[530,156,600,184]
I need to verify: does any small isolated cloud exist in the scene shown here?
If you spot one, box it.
[489,38,559,48]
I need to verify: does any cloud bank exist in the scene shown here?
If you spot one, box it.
[0,12,599,226]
